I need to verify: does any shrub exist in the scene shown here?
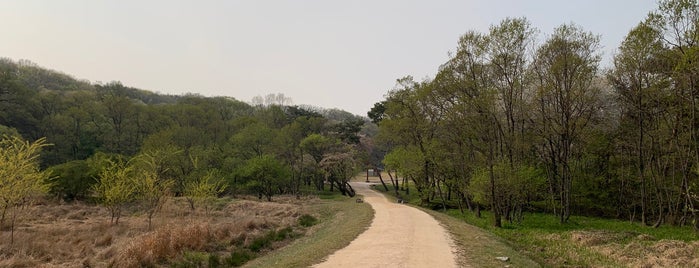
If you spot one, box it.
[208,254,221,268]
[46,160,97,200]
[298,214,318,227]
[248,232,273,252]
[225,250,254,267]
[275,227,294,240]
[172,251,207,268]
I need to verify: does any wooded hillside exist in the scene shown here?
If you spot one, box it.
[0,57,371,202]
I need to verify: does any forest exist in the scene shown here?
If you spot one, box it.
[0,55,377,232]
[370,0,699,229]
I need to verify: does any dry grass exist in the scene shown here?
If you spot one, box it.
[572,231,699,268]
[0,195,322,267]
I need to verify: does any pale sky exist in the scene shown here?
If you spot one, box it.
[1,1,656,116]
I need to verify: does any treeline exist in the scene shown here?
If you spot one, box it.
[370,0,699,229]
[0,57,369,203]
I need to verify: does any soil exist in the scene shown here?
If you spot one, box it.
[313,181,458,268]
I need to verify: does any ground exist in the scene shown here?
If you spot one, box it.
[313,181,458,268]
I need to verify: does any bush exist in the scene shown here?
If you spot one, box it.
[298,214,318,227]
[248,227,295,252]
[208,254,221,268]
[47,160,97,200]
[275,227,294,240]
[172,251,207,268]
[248,232,273,252]
[225,250,254,267]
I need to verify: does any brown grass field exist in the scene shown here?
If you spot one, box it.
[0,195,325,267]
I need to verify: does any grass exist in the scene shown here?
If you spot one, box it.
[451,210,699,267]
[424,209,541,267]
[243,191,374,268]
[373,181,699,267]
[0,192,370,268]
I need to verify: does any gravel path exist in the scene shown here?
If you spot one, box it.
[313,181,458,268]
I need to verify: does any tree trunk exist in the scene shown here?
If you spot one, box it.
[638,93,648,225]
[9,206,17,245]
[387,170,399,195]
[436,179,447,212]
[345,182,356,197]
[489,143,502,228]
[404,177,409,195]
[377,170,389,192]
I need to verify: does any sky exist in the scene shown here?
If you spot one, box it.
[0,1,657,116]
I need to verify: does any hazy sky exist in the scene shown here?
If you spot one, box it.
[1,1,657,116]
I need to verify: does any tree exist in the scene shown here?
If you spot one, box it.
[333,118,364,144]
[46,160,97,200]
[91,158,137,225]
[240,155,290,201]
[637,0,699,226]
[531,23,603,223]
[486,17,537,166]
[382,146,425,195]
[440,29,505,226]
[367,101,386,124]
[319,146,360,197]
[300,134,336,190]
[183,169,227,215]
[0,136,50,244]
[379,77,441,205]
[608,21,667,225]
[132,150,175,229]
[230,122,277,159]
[98,82,140,155]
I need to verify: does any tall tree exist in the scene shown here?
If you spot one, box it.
[531,23,603,223]
[608,21,667,225]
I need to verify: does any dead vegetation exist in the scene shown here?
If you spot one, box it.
[0,195,320,267]
[570,230,699,267]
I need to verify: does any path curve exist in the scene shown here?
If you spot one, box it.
[314,181,458,268]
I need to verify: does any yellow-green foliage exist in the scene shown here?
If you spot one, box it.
[184,169,227,214]
[91,159,136,224]
[0,135,51,244]
[132,150,175,228]
[136,168,173,227]
[0,136,51,208]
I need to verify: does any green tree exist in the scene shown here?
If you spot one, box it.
[300,134,336,190]
[240,155,290,201]
[231,122,277,159]
[608,21,667,225]
[46,160,97,200]
[531,23,603,223]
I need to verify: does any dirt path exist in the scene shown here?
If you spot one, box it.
[313,181,458,268]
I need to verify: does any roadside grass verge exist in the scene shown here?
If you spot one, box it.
[243,192,373,268]
[450,210,699,267]
[372,182,699,267]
